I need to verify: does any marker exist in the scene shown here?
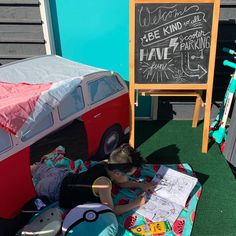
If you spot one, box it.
[130,221,172,235]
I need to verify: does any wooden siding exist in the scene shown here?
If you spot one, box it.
[0,0,46,65]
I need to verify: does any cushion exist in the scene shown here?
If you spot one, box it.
[17,202,64,236]
[62,203,118,236]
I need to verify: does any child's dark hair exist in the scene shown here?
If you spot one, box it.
[106,143,145,173]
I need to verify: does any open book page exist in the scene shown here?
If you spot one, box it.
[136,165,198,225]
[152,165,198,207]
[136,194,183,225]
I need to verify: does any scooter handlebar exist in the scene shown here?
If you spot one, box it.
[223,60,236,69]
[223,47,236,55]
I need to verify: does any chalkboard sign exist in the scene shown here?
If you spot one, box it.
[135,3,213,84]
[129,0,220,153]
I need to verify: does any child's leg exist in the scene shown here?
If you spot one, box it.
[33,163,69,201]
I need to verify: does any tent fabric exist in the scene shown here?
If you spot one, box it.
[0,147,36,218]
[0,55,103,84]
[0,55,106,137]
[0,82,51,135]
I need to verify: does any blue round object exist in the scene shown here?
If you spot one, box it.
[62,203,118,236]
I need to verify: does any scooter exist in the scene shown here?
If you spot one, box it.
[209,47,236,152]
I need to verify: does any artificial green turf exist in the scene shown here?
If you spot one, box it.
[135,120,236,236]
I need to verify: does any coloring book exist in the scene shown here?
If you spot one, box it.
[136,165,198,225]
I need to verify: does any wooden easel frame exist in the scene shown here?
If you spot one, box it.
[129,0,220,153]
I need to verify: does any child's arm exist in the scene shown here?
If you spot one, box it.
[113,194,146,215]
[118,180,157,193]
[95,177,146,215]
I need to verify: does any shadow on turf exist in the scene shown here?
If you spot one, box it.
[145,144,209,186]
[193,171,209,186]
[145,144,181,164]
[135,120,170,147]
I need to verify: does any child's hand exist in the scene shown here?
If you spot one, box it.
[140,181,157,193]
[134,193,147,207]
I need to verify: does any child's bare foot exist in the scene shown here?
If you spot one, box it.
[30,163,38,174]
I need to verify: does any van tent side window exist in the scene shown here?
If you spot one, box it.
[0,128,12,154]
[21,113,54,142]
[88,76,124,104]
[58,86,85,120]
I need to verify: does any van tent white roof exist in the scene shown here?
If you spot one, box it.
[0,55,109,137]
[0,55,105,84]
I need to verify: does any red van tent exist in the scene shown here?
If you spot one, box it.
[0,55,104,218]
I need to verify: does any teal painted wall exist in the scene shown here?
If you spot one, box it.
[49,0,151,117]
[50,0,129,81]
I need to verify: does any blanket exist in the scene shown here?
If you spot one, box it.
[41,146,202,236]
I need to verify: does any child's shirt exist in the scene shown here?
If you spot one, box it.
[59,163,111,209]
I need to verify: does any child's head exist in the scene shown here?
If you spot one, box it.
[106,143,144,183]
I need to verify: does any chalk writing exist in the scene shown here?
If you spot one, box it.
[135,3,213,84]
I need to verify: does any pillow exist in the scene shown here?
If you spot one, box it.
[17,202,64,236]
[62,203,118,236]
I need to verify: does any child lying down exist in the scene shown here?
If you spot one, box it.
[31,143,156,215]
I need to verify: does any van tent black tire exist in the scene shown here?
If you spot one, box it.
[96,125,122,161]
